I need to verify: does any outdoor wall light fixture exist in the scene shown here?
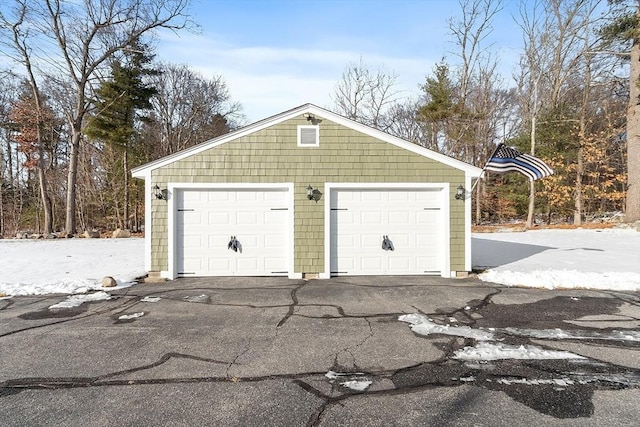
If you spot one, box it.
[455,185,465,200]
[306,185,315,200]
[152,184,166,200]
[305,113,314,122]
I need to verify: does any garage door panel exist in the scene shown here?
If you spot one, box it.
[264,190,287,203]
[330,188,443,276]
[207,234,228,248]
[236,257,258,271]
[388,211,410,225]
[264,210,286,224]
[388,257,410,271]
[333,210,353,224]
[236,211,258,225]
[360,256,384,271]
[361,191,383,202]
[417,256,439,272]
[209,212,230,225]
[361,211,382,224]
[360,234,381,248]
[417,211,439,225]
[209,257,231,271]
[176,188,289,277]
[179,212,203,226]
[334,232,354,247]
[389,234,410,247]
[264,257,287,271]
[415,234,437,247]
[264,233,286,248]
[182,234,203,249]
[206,191,229,202]
[387,191,411,202]
[236,190,259,202]
[183,190,204,203]
[182,257,203,272]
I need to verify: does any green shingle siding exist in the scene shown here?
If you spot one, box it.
[150,115,467,273]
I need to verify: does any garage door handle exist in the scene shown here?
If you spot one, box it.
[382,235,394,251]
[228,236,240,252]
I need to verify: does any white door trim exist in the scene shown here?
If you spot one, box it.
[322,183,450,279]
[167,183,295,279]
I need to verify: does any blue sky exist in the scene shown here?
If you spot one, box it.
[156,0,525,122]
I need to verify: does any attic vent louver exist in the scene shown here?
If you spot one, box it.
[297,125,319,147]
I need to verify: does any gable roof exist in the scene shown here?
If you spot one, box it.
[132,103,482,178]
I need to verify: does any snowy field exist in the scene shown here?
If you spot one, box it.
[0,238,145,297]
[473,227,640,291]
[0,227,639,297]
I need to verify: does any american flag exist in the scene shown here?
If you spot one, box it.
[485,144,554,181]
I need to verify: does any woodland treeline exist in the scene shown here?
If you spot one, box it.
[0,0,637,237]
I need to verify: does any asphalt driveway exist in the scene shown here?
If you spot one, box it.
[1,276,639,426]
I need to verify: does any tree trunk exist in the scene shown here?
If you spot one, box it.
[574,145,584,225]
[123,148,130,230]
[526,114,537,228]
[575,49,592,227]
[475,178,482,225]
[65,127,81,235]
[37,166,53,233]
[626,8,640,223]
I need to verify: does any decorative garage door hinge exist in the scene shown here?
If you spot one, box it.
[228,235,240,252]
[382,235,394,251]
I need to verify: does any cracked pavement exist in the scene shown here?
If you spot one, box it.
[1,276,639,426]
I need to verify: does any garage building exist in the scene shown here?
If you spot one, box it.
[131,104,482,279]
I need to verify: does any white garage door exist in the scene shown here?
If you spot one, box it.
[330,188,443,275]
[176,188,289,276]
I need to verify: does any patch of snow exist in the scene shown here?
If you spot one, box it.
[48,291,112,309]
[399,313,494,341]
[0,238,144,296]
[473,228,640,291]
[141,296,161,303]
[340,380,373,391]
[183,294,209,303]
[504,327,640,342]
[453,342,586,361]
[496,377,575,386]
[325,371,372,391]
[118,312,145,320]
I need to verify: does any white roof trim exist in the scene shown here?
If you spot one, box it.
[132,103,482,178]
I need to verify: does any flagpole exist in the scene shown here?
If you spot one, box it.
[470,143,503,193]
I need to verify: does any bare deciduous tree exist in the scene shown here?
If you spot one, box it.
[627,3,640,223]
[330,58,400,131]
[0,1,54,233]
[144,62,243,157]
[1,0,193,234]
[517,0,607,226]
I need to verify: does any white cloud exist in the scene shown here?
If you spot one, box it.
[156,31,434,121]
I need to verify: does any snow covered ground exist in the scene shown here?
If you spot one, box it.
[0,238,145,297]
[473,227,640,291]
[0,227,638,297]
